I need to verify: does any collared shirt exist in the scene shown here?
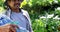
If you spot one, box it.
[11,11,28,29]
[0,14,29,32]
[5,8,33,32]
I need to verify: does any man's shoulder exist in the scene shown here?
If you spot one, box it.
[21,9,28,13]
[21,9,29,15]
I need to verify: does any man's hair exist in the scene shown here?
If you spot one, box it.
[4,0,24,9]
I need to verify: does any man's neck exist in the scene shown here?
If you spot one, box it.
[11,8,21,13]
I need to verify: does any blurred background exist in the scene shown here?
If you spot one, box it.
[0,0,60,32]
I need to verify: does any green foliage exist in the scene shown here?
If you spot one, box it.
[0,0,4,7]
[21,0,60,32]
[32,17,60,32]
[22,0,60,15]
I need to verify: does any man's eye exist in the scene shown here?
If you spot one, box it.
[20,0,23,2]
[18,0,20,1]
[11,0,23,2]
[12,0,16,2]
[18,0,22,1]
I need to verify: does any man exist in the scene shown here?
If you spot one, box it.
[1,0,33,32]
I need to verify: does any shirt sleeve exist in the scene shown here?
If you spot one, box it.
[0,14,12,26]
[26,11,33,32]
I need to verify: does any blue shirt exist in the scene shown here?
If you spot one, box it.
[0,14,29,32]
[11,12,28,29]
[0,14,12,26]
[5,9,33,32]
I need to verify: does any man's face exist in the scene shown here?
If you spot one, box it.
[7,0,23,9]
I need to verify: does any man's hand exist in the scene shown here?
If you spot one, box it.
[0,24,18,32]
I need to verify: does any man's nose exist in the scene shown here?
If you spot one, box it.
[15,0,20,3]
